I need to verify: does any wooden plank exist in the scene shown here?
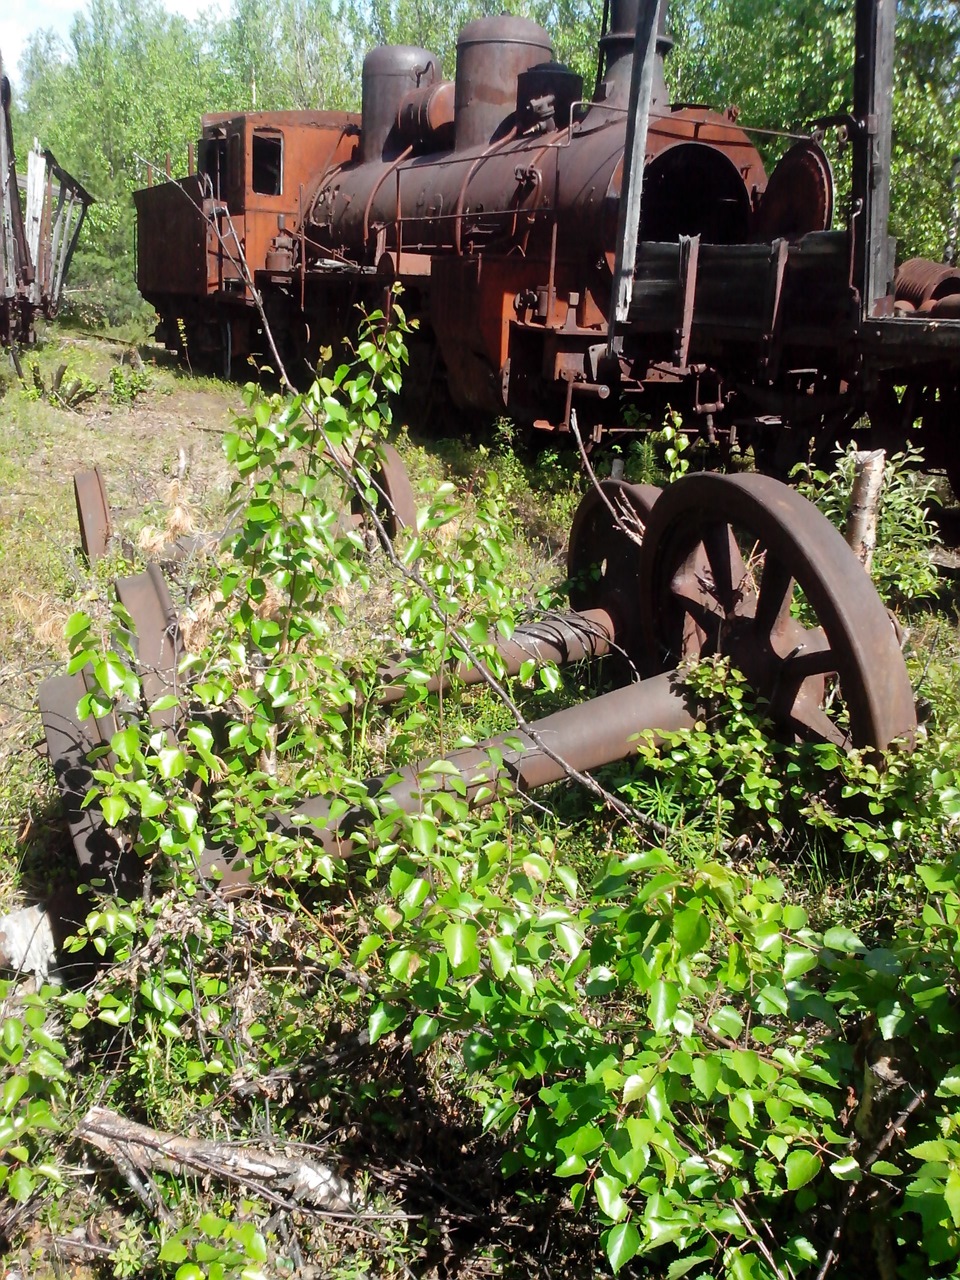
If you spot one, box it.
[608,0,663,341]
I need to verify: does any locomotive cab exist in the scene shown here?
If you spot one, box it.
[135,109,360,374]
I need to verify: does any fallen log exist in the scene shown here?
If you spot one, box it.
[76,1106,353,1213]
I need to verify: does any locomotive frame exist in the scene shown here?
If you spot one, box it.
[134,0,960,487]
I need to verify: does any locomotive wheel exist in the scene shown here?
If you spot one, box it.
[567,480,662,664]
[639,472,916,752]
[349,442,417,540]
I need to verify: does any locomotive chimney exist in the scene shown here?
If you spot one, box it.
[596,0,672,109]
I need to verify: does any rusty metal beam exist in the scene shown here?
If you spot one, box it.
[288,669,695,856]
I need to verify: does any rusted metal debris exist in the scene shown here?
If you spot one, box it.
[37,472,916,894]
[74,467,112,565]
[346,441,417,539]
[1,53,93,351]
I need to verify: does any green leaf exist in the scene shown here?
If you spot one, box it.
[908,1139,951,1161]
[1,1075,28,1113]
[603,1222,640,1272]
[7,1166,34,1201]
[369,1003,405,1044]
[729,1091,754,1132]
[945,1170,960,1228]
[410,817,436,855]
[555,921,584,960]
[783,946,818,982]
[710,1007,744,1039]
[157,747,186,779]
[442,922,479,975]
[488,936,513,979]
[595,1174,628,1221]
[2,1019,23,1054]
[159,1240,189,1263]
[622,1069,657,1106]
[830,1156,862,1182]
[410,1014,440,1055]
[785,1149,822,1190]
[936,1071,960,1097]
[94,653,133,698]
[648,980,678,1033]
[99,795,129,827]
[822,927,865,953]
[732,1050,760,1085]
[691,1055,722,1099]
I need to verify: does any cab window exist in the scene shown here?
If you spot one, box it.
[252,131,283,196]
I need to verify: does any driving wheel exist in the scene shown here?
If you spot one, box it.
[567,479,661,665]
[638,472,916,752]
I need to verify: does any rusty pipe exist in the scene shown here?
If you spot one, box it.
[286,669,695,856]
[363,143,413,249]
[377,606,617,704]
[454,125,519,254]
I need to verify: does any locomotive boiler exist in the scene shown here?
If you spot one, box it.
[135,0,960,485]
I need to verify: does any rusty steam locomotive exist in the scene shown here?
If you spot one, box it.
[134,0,960,482]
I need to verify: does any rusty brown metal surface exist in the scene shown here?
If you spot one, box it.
[132,1,960,480]
[1,54,33,349]
[454,16,553,152]
[894,257,960,309]
[362,46,441,164]
[2,56,92,349]
[754,139,833,240]
[114,564,183,731]
[37,671,139,897]
[42,469,917,893]
[378,606,617,705]
[378,478,659,704]
[24,145,94,320]
[289,669,697,856]
[135,110,360,366]
[567,479,660,663]
[350,441,417,538]
[74,467,112,564]
[638,471,917,751]
[397,81,456,151]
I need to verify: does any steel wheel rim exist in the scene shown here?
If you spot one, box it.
[350,442,417,539]
[638,471,916,752]
[567,479,661,665]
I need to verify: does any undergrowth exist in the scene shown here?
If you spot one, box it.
[0,310,959,1279]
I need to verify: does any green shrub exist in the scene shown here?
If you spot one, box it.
[8,307,960,1278]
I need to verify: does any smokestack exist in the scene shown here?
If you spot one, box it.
[596,0,672,108]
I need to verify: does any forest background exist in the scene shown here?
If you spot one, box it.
[5,0,960,331]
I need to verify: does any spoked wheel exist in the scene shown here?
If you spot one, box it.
[639,472,916,752]
[349,442,417,541]
[567,479,662,665]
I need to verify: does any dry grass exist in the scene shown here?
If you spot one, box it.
[0,331,242,917]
